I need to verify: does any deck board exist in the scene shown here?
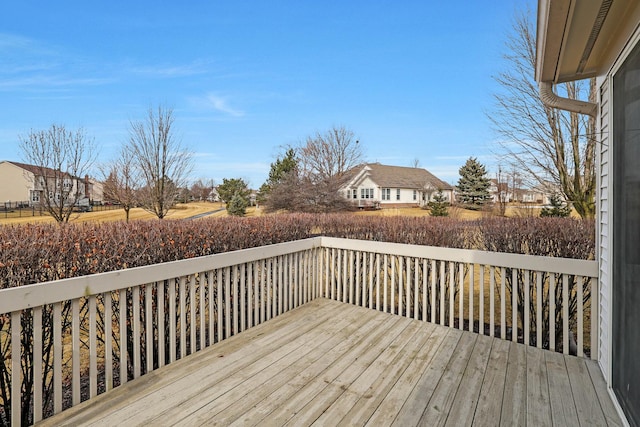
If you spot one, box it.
[37,298,623,427]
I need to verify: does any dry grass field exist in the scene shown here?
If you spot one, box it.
[0,202,270,226]
[0,201,556,226]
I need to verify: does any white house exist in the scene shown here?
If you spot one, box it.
[341,163,453,208]
[537,1,640,424]
[0,160,98,207]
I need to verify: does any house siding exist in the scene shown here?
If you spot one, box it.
[598,75,611,382]
[0,161,34,203]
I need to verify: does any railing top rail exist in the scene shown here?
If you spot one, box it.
[319,237,598,277]
[0,237,322,314]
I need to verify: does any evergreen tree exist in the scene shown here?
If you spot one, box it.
[258,148,297,203]
[428,190,449,216]
[218,178,250,204]
[540,194,571,217]
[457,157,491,209]
[227,192,248,216]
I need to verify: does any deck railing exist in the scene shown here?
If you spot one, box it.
[0,236,598,426]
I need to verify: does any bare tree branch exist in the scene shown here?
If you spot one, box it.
[490,10,595,218]
[19,124,97,223]
[127,106,193,219]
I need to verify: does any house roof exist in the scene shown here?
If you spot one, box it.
[3,160,80,180]
[345,163,452,191]
[536,0,640,83]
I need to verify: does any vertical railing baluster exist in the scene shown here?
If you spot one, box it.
[169,281,176,363]
[391,256,396,315]
[369,253,375,309]
[266,260,272,321]
[524,270,530,346]
[200,272,206,350]
[449,262,455,327]
[145,284,153,372]
[120,289,129,383]
[11,311,21,426]
[343,250,348,304]
[241,264,246,332]
[489,267,495,338]
[512,269,517,343]
[179,277,186,357]
[375,254,381,311]
[577,276,584,357]
[133,287,141,377]
[72,299,80,403]
[209,271,215,346]
[348,251,354,305]
[104,292,113,389]
[225,267,231,339]
[217,269,223,342]
[431,260,436,324]
[500,267,506,340]
[536,272,543,349]
[563,274,569,354]
[157,282,165,368]
[458,263,464,330]
[54,302,63,413]
[248,263,254,329]
[384,254,388,313]
[33,306,43,422]
[439,261,445,326]
[550,272,556,352]
[479,265,484,336]
[89,295,98,398]
[469,264,474,332]
[591,278,598,360]
[355,251,360,307]
[414,259,420,320]
[233,265,239,335]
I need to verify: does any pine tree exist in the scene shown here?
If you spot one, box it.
[227,192,248,216]
[428,190,449,216]
[457,157,491,209]
[258,148,298,203]
[540,194,571,217]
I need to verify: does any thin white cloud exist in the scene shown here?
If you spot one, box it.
[190,93,245,118]
[0,75,114,91]
[130,62,209,78]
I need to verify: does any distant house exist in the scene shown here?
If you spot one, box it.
[341,163,453,208]
[488,179,559,205]
[0,160,98,207]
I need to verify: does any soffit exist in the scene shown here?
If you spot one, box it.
[537,0,640,83]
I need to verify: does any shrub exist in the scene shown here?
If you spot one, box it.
[227,192,248,216]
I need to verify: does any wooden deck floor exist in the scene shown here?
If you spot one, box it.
[39,298,623,426]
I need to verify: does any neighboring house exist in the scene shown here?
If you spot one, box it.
[537,1,640,424]
[341,163,453,208]
[0,160,97,207]
[488,179,512,203]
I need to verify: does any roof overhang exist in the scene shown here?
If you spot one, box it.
[536,0,640,83]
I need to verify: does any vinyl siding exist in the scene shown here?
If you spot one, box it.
[598,76,610,382]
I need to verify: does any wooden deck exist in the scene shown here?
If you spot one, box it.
[38,298,622,426]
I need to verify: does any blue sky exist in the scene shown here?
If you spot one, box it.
[0,1,534,188]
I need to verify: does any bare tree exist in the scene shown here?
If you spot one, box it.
[128,106,193,219]
[299,126,363,180]
[296,126,363,212]
[190,179,215,201]
[101,145,140,222]
[490,10,596,218]
[19,124,97,223]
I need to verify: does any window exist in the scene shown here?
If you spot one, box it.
[360,188,373,199]
[396,189,401,201]
[413,190,417,201]
[30,190,39,203]
[352,189,357,199]
[381,188,390,201]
